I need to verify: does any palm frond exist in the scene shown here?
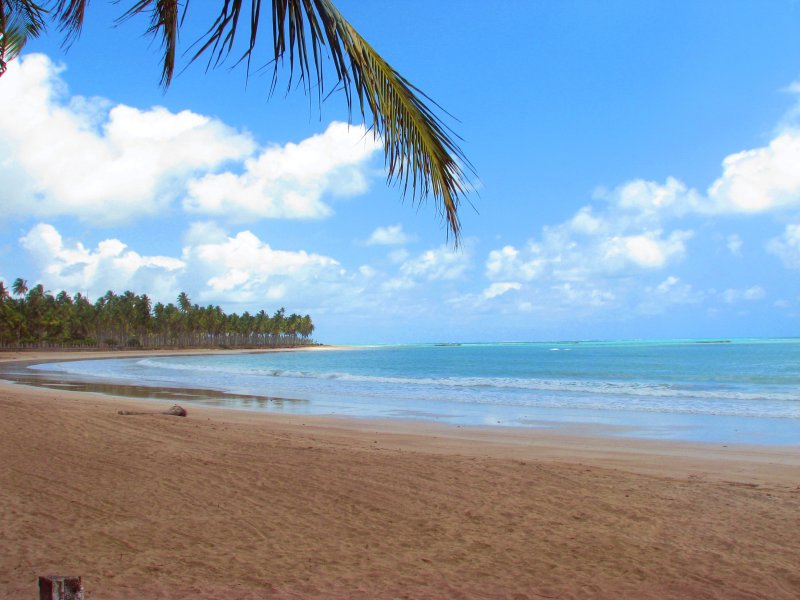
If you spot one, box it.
[311,0,474,242]
[118,0,181,88]
[49,0,180,88]
[0,0,47,76]
[50,0,87,45]
[192,0,473,242]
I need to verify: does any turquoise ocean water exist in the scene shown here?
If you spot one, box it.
[29,338,800,444]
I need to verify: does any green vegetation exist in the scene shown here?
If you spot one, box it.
[0,277,315,349]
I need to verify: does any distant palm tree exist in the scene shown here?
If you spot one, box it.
[177,292,191,315]
[0,275,316,347]
[11,277,27,297]
[1,0,473,242]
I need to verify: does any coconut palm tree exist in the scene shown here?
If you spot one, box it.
[1,0,473,241]
[11,277,27,297]
[135,293,152,338]
[298,314,314,339]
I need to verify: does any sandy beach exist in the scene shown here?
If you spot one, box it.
[1,351,799,599]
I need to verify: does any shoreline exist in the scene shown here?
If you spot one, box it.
[3,348,800,458]
[0,343,351,364]
[2,374,798,488]
[2,350,800,598]
[4,347,799,448]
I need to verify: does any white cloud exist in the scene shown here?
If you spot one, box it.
[722,286,766,304]
[637,276,703,314]
[381,277,416,292]
[486,224,691,287]
[485,245,542,281]
[182,221,229,246]
[479,112,800,313]
[767,224,800,269]
[14,222,485,328]
[359,265,377,278]
[0,54,381,227]
[482,282,521,299]
[726,234,743,256]
[601,177,702,220]
[388,248,410,264]
[366,224,415,246]
[400,246,469,281]
[602,230,692,269]
[19,223,184,298]
[183,230,340,301]
[483,180,696,313]
[0,54,254,225]
[183,121,381,220]
[744,286,766,300]
[569,206,605,234]
[595,129,800,221]
[550,283,616,308]
[707,131,800,213]
[16,223,353,309]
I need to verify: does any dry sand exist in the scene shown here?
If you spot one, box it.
[1,351,799,599]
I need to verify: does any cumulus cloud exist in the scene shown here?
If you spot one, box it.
[0,54,380,226]
[721,286,766,304]
[602,230,692,269]
[14,221,483,326]
[599,177,702,221]
[727,234,743,256]
[486,222,691,288]
[551,283,616,309]
[482,282,521,299]
[400,246,469,282]
[183,122,381,220]
[359,265,377,278]
[365,224,415,246]
[388,248,410,264]
[707,131,800,213]
[479,98,800,312]
[767,224,800,269]
[485,245,542,281]
[637,276,703,315]
[182,221,229,246]
[0,54,254,225]
[183,230,341,302]
[594,128,800,222]
[378,245,470,292]
[19,223,184,298]
[16,222,351,308]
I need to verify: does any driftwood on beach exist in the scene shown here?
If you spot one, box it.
[118,405,187,417]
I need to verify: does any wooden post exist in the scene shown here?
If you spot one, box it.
[38,576,83,600]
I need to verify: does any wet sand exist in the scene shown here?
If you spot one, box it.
[1,351,799,598]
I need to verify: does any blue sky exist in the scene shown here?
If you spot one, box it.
[3,1,800,343]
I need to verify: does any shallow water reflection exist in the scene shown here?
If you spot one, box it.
[0,361,305,407]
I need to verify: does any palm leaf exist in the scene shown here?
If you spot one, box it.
[0,0,47,76]
[49,0,180,88]
[196,0,473,242]
[316,1,473,242]
[118,0,181,88]
[50,0,87,44]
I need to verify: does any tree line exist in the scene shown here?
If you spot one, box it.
[0,278,315,350]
